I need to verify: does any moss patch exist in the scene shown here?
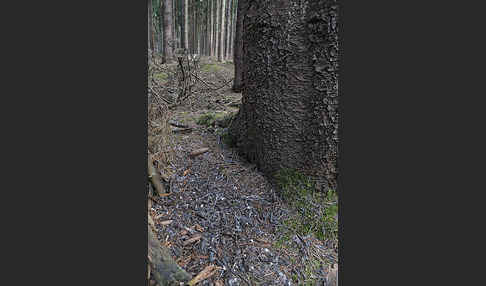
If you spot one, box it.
[154,72,168,82]
[275,168,338,242]
[201,63,221,72]
[196,112,235,128]
[221,130,236,147]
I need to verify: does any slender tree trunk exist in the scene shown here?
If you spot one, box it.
[228,0,340,191]
[148,0,153,51]
[210,0,214,57]
[158,2,164,55]
[214,0,220,60]
[224,0,232,60]
[184,0,189,51]
[188,0,192,53]
[206,0,210,55]
[172,0,177,48]
[179,0,183,49]
[163,0,174,63]
[232,0,244,92]
[227,0,235,61]
[193,0,197,54]
[217,0,226,62]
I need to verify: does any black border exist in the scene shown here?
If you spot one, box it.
[337,1,344,284]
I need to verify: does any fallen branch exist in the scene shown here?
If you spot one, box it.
[183,234,202,246]
[189,148,210,158]
[191,72,234,92]
[168,120,189,128]
[172,127,193,134]
[187,265,220,286]
[227,101,241,108]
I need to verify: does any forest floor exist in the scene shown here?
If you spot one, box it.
[149,57,338,286]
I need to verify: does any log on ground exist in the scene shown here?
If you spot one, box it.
[148,224,191,285]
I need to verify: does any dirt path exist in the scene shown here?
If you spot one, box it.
[150,60,337,286]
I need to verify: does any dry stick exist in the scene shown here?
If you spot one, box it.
[172,127,193,134]
[168,120,189,128]
[187,265,220,286]
[191,72,233,91]
[190,148,210,158]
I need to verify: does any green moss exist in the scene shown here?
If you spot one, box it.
[196,112,235,128]
[201,63,221,72]
[154,72,168,82]
[274,169,338,242]
[196,113,216,126]
[221,131,236,147]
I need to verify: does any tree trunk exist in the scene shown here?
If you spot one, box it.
[184,0,189,51]
[158,4,164,55]
[148,0,154,51]
[228,0,340,191]
[227,0,235,60]
[214,0,219,59]
[224,0,232,60]
[217,0,225,62]
[193,0,197,54]
[231,0,244,92]
[172,0,177,49]
[208,0,211,56]
[162,0,174,63]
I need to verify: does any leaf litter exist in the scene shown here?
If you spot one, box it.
[149,57,337,286]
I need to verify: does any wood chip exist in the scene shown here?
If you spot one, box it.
[189,148,210,158]
[215,280,224,286]
[183,234,202,246]
[177,256,192,267]
[194,224,204,232]
[187,264,219,286]
[154,214,164,220]
[183,169,191,176]
[160,220,173,226]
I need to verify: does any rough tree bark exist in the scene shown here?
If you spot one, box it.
[232,0,244,92]
[228,0,339,191]
[162,0,174,63]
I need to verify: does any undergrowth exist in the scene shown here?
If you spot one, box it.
[196,112,234,128]
[154,72,168,82]
[275,168,338,242]
[273,169,338,285]
[201,63,221,72]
